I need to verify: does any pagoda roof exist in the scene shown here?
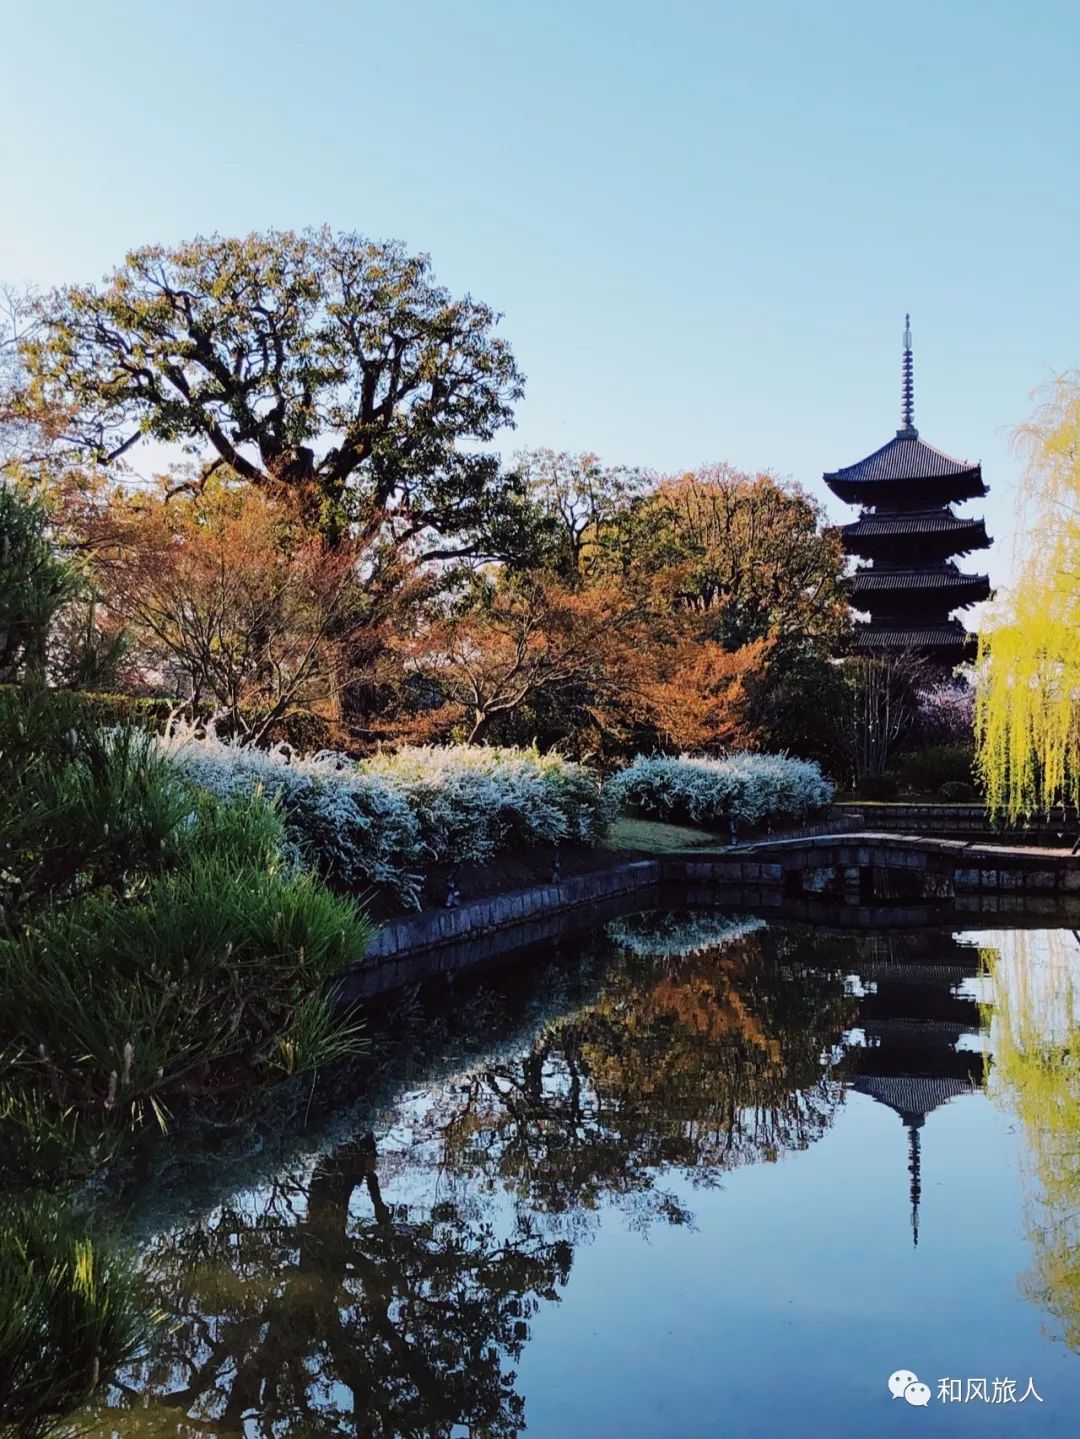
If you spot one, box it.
[853,961,975,987]
[825,434,987,507]
[841,510,989,545]
[825,432,980,487]
[851,621,976,656]
[848,567,990,598]
[851,1074,977,1122]
[825,320,990,507]
[859,1017,975,1041]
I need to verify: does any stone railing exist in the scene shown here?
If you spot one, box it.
[833,802,1079,842]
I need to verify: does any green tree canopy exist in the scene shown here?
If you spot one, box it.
[510,447,652,584]
[614,465,848,652]
[18,229,525,551]
[0,481,81,683]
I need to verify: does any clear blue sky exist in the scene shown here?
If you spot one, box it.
[2,0,1077,587]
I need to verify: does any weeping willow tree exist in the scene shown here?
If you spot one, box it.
[976,375,1080,818]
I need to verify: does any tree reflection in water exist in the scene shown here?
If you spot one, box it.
[985,929,1080,1350]
[437,915,852,1234]
[101,1141,569,1437]
[86,913,855,1437]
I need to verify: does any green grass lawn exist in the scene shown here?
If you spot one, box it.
[604,816,725,852]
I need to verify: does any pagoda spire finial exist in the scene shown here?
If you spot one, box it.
[899,313,917,437]
[907,1120,922,1248]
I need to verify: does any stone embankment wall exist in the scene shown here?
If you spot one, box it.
[340,830,1080,1000]
[345,860,659,1000]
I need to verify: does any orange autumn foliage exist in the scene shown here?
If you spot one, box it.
[399,572,764,751]
[69,477,387,741]
[636,633,765,751]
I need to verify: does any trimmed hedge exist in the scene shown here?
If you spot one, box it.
[853,774,899,802]
[607,752,833,830]
[364,745,612,857]
[158,727,609,908]
[0,683,180,728]
[892,743,977,797]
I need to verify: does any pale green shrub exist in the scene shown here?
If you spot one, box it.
[158,723,423,903]
[158,729,608,906]
[607,753,832,829]
[364,745,611,862]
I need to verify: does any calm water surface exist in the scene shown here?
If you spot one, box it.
[85,913,1080,1437]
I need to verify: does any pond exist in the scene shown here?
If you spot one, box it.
[82,911,1080,1437]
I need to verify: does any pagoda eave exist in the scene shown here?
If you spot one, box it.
[840,512,989,547]
[841,517,991,563]
[825,471,987,508]
[849,624,978,663]
[847,570,991,606]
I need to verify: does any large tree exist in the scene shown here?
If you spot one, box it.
[75,476,400,741]
[578,464,850,767]
[613,465,848,652]
[17,229,525,552]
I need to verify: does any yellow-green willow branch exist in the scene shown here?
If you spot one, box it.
[976,374,1080,819]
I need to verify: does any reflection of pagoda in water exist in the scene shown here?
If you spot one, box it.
[842,932,986,1246]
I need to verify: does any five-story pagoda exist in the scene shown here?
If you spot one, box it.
[823,318,991,665]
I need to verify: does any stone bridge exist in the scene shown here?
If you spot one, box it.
[665,831,1080,904]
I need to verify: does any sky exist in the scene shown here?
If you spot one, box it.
[2,0,1078,589]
